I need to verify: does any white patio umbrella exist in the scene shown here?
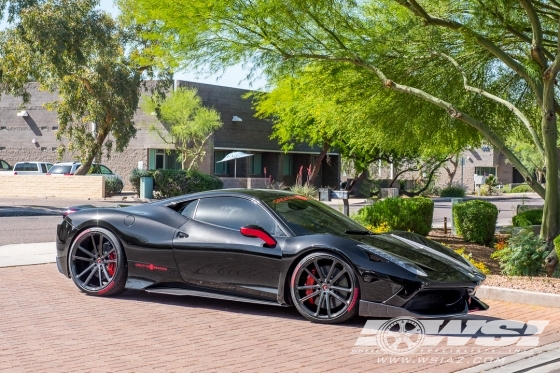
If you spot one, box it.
[216,151,254,178]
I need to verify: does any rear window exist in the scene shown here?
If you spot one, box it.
[49,165,73,174]
[14,163,39,171]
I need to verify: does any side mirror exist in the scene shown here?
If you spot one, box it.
[240,225,277,247]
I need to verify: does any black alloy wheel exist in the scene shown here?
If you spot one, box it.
[291,252,359,323]
[68,227,127,296]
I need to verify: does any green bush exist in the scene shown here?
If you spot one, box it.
[452,200,498,245]
[512,209,543,227]
[151,169,223,199]
[440,186,466,198]
[129,168,223,198]
[501,184,512,193]
[554,235,560,265]
[129,168,151,195]
[353,197,434,236]
[104,176,123,197]
[511,184,534,193]
[289,184,318,199]
[491,228,548,276]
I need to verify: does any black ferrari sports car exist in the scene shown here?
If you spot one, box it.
[56,189,488,324]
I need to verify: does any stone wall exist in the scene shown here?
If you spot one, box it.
[0,175,104,198]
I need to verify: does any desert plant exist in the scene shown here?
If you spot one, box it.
[491,228,548,276]
[484,174,499,196]
[501,184,512,193]
[440,185,466,198]
[354,197,434,236]
[512,209,543,227]
[290,184,318,199]
[453,200,498,245]
[510,184,534,193]
[104,176,123,197]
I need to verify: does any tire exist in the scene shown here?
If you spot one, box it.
[68,227,127,296]
[290,252,360,324]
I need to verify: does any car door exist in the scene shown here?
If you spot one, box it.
[172,196,286,301]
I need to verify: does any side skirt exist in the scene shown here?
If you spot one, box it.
[144,287,289,307]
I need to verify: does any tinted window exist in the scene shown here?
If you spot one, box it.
[14,163,38,171]
[41,164,47,173]
[89,165,100,174]
[99,165,112,174]
[0,161,9,170]
[195,197,280,234]
[178,200,198,219]
[263,195,367,236]
[49,165,73,174]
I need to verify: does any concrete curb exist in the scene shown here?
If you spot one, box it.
[477,285,560,309]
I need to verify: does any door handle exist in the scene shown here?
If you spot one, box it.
[177,231,189,238]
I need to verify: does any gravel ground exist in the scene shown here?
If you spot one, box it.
[483,275,560,294]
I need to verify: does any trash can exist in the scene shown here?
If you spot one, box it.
[318,188,332,201]
[140,176,153,199]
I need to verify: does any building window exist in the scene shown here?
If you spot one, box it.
[51,147,57,151]
[475,167,496,176]
[249,153,262,175]
[283,154,293,176]
[40,126,48,130]
[52,126,58,130]
[40,147,47,151]
[0,126,6,131]
[148,149,181,170]
[214,151,229,174]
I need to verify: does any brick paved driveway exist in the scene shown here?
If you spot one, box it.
[2,264,560,373]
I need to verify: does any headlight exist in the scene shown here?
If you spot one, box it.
[358,244,428,277]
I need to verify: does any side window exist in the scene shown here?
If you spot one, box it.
[178,200,198,219]
[194,197,280,234]
[100,165,112,174]
[41,164,47,173]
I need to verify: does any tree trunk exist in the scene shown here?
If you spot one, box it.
[74,121,110,175]
[443,155,459,187]
[541,74,560,275]
[307,142,329,185]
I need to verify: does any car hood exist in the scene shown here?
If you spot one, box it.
[349,230,485,282]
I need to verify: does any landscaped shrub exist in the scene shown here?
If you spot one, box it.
[290,184,318,199]
[452,200,498,245]
[501,184,512,193]
[353,197,434,236]
[511,184,534,193]
[512,209,543,227]
[151,169,223,199]
[491,228,548,276]
[440,186,466,198]
[129,168,223,198]
[129,168,151,195]
[104,176,123,197]
[453,248,491,275]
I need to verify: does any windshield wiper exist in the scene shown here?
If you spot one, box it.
[345,230,373,235]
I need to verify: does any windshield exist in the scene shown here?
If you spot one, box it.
[49,165,73,174]
[262,195,368,236]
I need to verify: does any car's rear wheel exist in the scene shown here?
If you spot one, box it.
[68,227,127,296]
[290,252,359,324]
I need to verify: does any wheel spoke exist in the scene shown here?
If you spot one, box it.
[101,248,115,259]
[325,293,332,318]
[90,234,98,256]
[83,266,97,286]
[97,235,104,257]
[73,255,94,262]
[313,260,325,281]
[325,261,337,283]
[398,320,406,333]
[314,292,325,317]
[77,263,96,278]
[299,290,320,303]
[98,266,102,287]
[329,290,348,304]
[101,264,111,281]
[103,259,117,264]
[296,285,319,290]
[330,269,347,284]
[330,285,351,293]
[303,268,320,284]
[78,245,95,258]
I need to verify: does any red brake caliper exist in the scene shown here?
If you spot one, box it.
[107,252,116,276]
[305,269,317,305]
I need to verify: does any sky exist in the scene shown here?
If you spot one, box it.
[1,0,266,90]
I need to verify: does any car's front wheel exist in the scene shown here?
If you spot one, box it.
[68,227,127,296]
[290,252,359,324]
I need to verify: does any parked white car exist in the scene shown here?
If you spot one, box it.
[11,161,53,175]
[47,161,124,193]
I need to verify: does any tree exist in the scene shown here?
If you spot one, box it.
[122,0,560,272]
[0,0,169,174]
[142,87,223,170]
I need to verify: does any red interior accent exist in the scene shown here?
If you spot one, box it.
[240,227,276,246]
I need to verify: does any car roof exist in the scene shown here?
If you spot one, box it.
[156,189,296,206]
[14,161,53,164]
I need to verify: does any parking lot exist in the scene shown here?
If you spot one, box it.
[2,263,560,372]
